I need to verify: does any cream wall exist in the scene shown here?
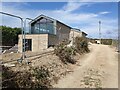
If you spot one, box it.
[18,34,48,52]
[69,29,87,44]
[69,30,82,40]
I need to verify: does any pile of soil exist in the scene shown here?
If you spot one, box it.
[6,52,81,85]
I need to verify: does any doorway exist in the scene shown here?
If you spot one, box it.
[25,39,32,51]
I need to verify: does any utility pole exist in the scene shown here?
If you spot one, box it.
[99,21,101,44]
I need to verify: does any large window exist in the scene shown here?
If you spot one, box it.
[31,17,55,34]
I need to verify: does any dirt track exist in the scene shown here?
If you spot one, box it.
[53,44,118,88]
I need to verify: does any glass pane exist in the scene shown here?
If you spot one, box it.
[31,17,55,34]
[34,23,40,33]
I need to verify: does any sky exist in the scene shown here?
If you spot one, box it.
[1,1,119,39]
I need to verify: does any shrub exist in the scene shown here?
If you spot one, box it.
[2,66,17,88]
[54,40,76,64]
[74,37,90,54]
[101,39,112,45]
[32,66,52,88]
[13,71,36,88]
[2,65,52,89]
[54,37,90,64]
[112,39,118,47]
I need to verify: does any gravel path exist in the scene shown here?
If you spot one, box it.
[53,44,118,88]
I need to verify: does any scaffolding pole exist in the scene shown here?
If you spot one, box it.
[24,18,33,64]
[0,12,24,61]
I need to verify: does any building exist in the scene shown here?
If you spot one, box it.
[18,15,87,52]
[18,15,71,52]
[69,28,87,45]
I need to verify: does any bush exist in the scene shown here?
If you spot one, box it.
[74,37,90,54]
[32,66,52,88]
[13,71,36,88]
[2,65,52,89]
[0,26,21,46]
[112,39,118,47]
[2,66,17,88]
[101,39,112,45]
[54,40,76,64]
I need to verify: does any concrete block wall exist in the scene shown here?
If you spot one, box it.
[69,30,84,45]
[18,34,48,52]
[48,34,57,46]
[56,21,71,43]
[69,30,83,40]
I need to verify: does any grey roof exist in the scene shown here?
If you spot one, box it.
[71,28,87,36]
[71,28,81,32]
[29,14,71,29]
[29,14,56,24]
[29,14,87,35]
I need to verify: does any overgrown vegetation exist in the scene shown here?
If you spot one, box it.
[2,65,52,89]
[0,26,21,46]
[74,37,90,54]
[54,37,90,64]
[31,66,52,88]
[101,39,112,45]
[89,38,113,45]
[54,40,76,64]
[112,39,118,47]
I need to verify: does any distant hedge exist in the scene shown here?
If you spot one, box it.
[89,38,113,45]
[101,39,112,45]
[0,26,21,46]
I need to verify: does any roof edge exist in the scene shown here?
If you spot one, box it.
[71,28,87,36]
[29,14,56,24]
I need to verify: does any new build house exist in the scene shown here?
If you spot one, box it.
[18,15,87,52]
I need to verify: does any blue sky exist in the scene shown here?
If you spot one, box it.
[1,2,118,39]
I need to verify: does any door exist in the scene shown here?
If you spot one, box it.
[25,39,32,51]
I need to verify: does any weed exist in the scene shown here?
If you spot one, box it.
[54,40,76,64]
[74,37,90,54]
[2,65,52,88]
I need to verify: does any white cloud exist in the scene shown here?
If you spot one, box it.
[62,2,89,12]
[99,11,110,15]
[82,18,118,39]
[63,2,81,12]
[1,2,118,39]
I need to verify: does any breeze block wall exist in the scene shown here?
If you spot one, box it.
[18,34,48,52]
